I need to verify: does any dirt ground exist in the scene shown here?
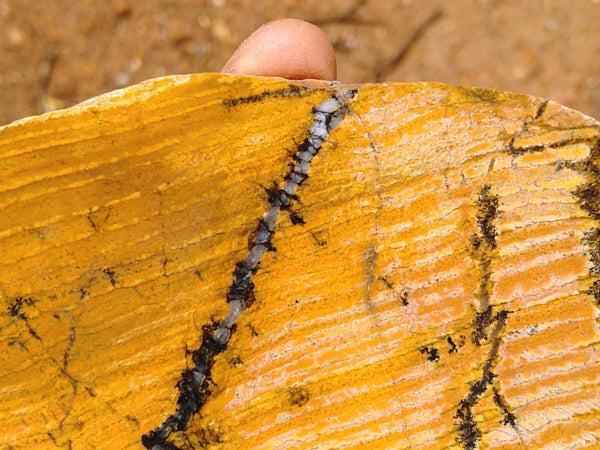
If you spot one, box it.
[1,0,599,126]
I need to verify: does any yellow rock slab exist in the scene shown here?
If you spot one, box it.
[0,74,599,449]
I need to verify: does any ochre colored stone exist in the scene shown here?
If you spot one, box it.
[0,74,599,449]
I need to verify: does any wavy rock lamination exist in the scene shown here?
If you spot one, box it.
[0,75,598,449]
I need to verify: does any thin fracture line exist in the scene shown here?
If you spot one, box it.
[374,9,443,82]
[142,87,358,449]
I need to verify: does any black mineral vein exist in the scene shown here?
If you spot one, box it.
[455,185,516,449]
[142,87,357,449]
[561,138,600,305]
[222,85,313,107]
[469,184,499,347]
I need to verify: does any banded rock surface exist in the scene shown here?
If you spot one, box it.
[0,74,599,449]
